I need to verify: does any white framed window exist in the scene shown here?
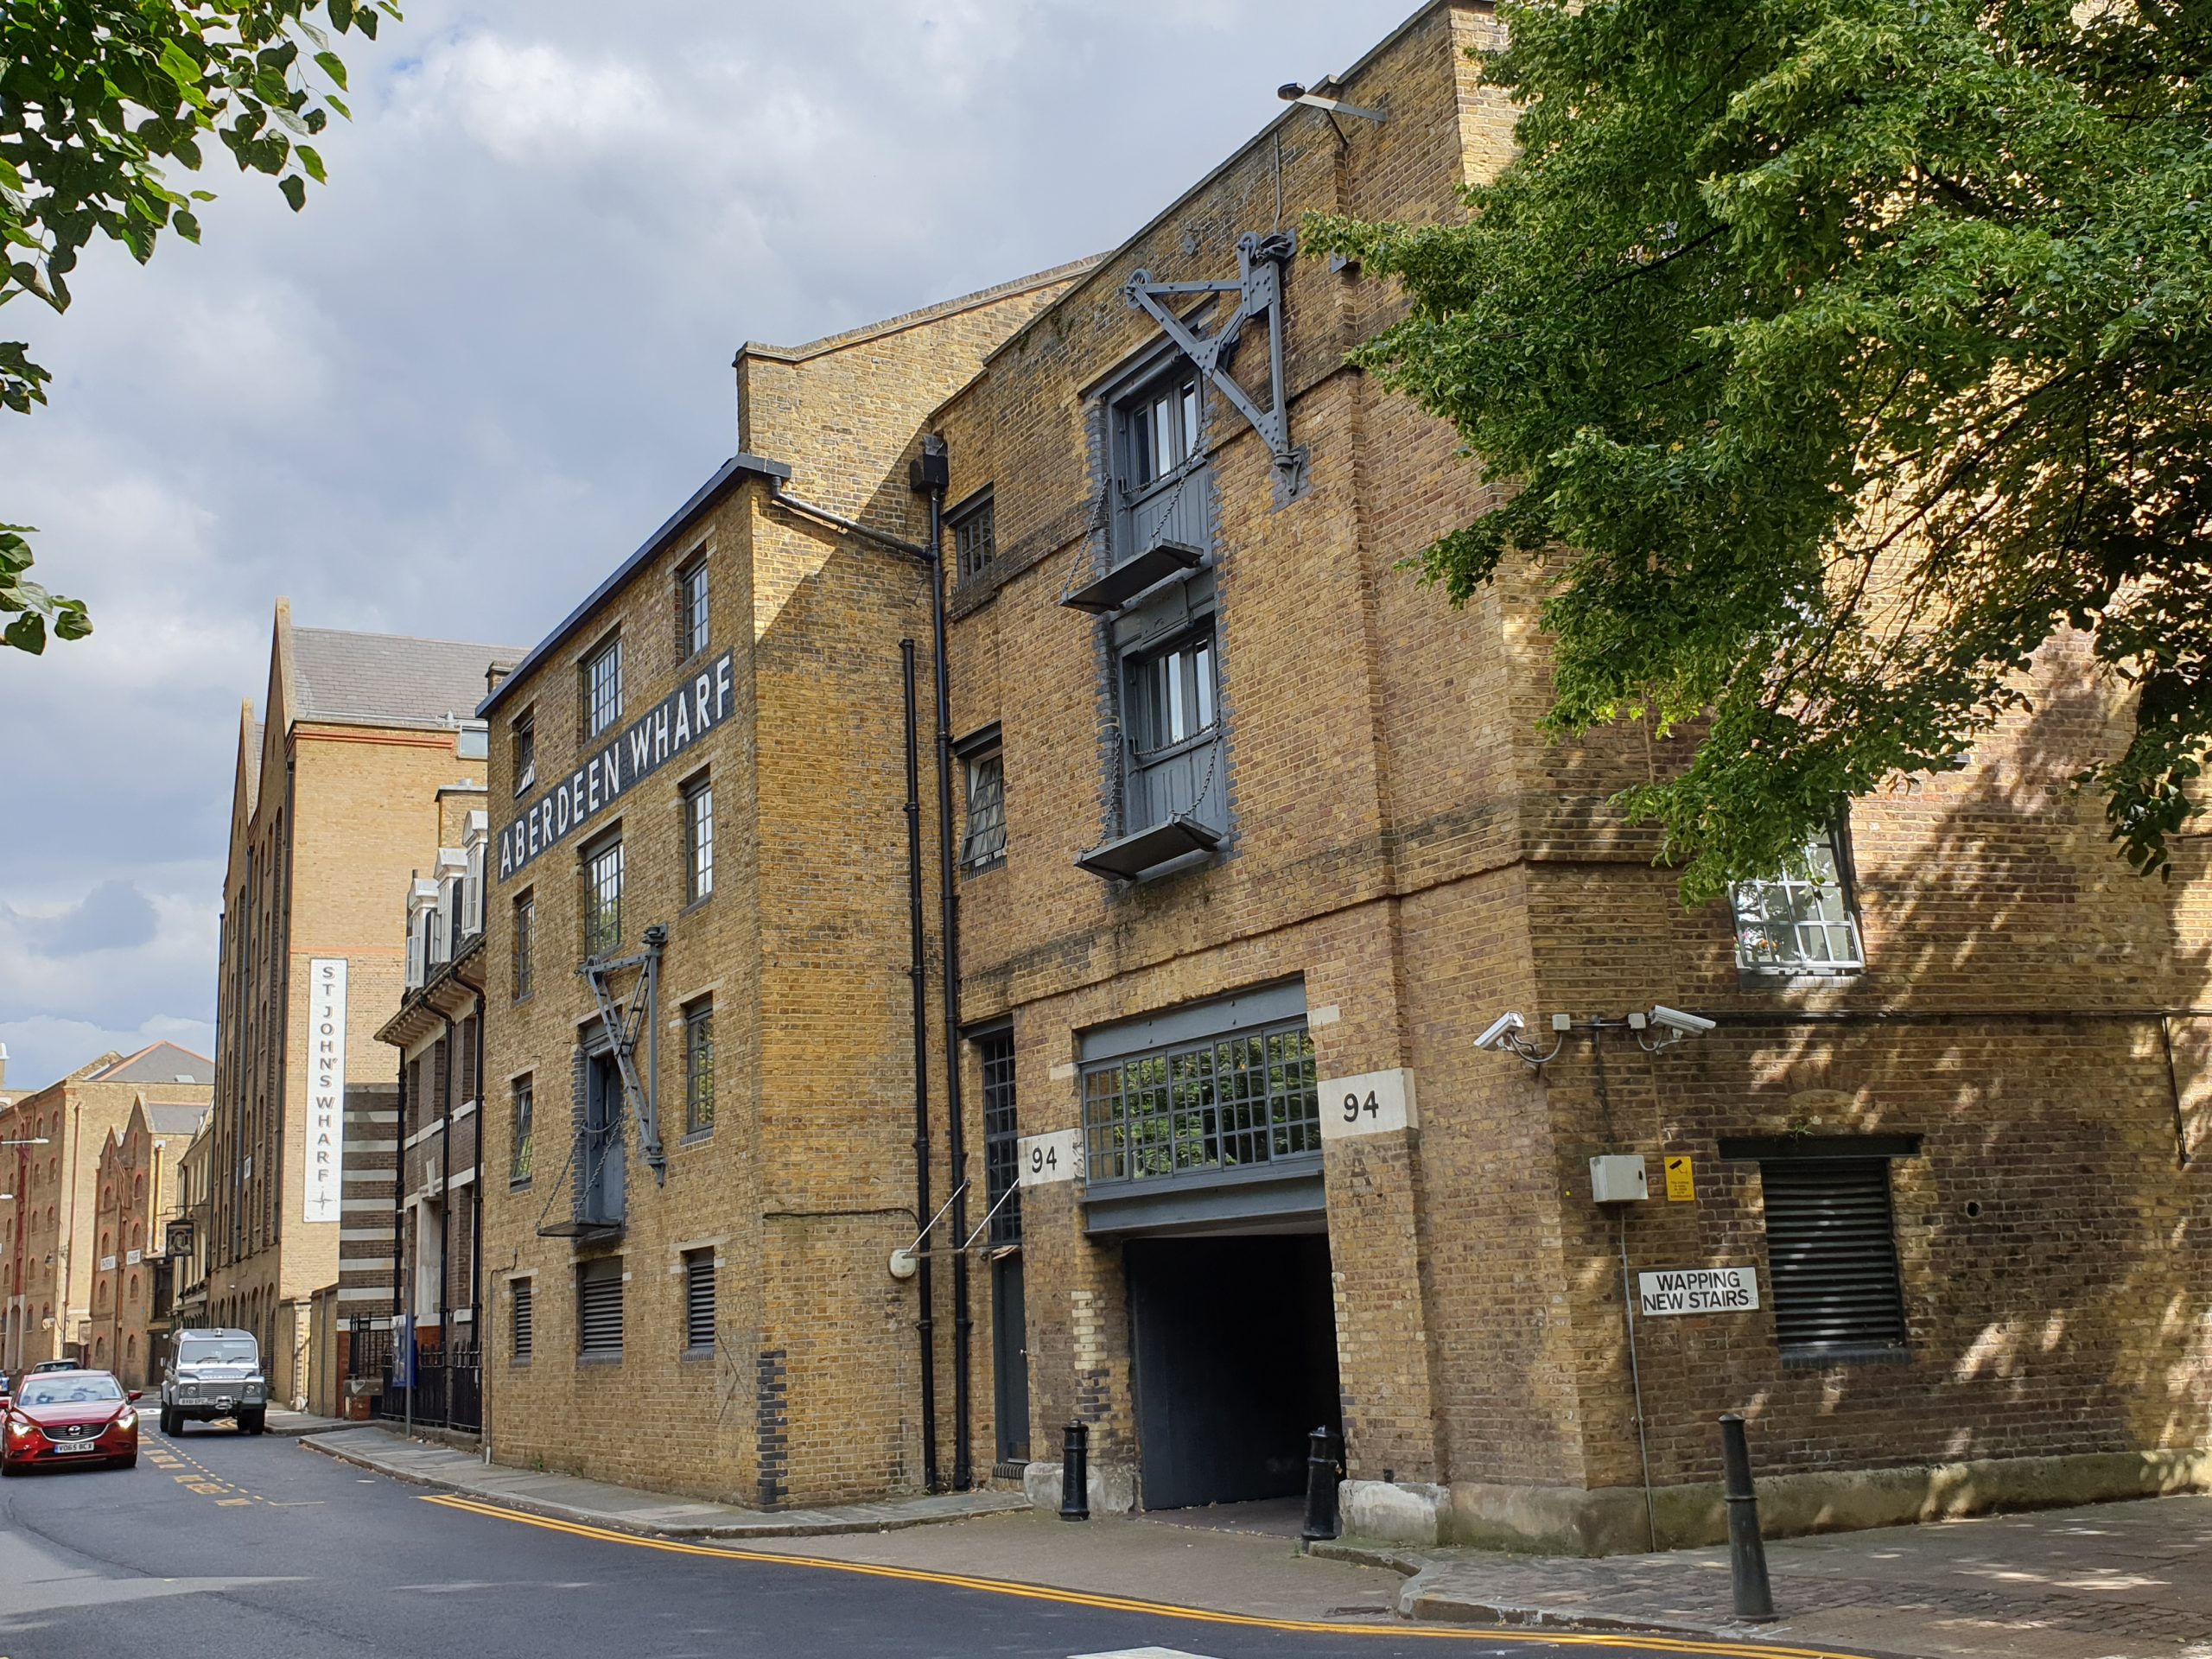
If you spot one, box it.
[583,836,624,958]
[582,634,623,741]
[512,710,537,796]
[1732,816,1865,974]
[677,553,710,661]
[684,775,715,903]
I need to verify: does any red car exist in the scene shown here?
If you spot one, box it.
[1,1368,139,1473]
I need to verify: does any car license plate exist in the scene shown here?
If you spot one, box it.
[51,1439,98,1453]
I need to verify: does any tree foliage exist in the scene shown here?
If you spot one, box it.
[0,0,397,654]
[1312,0,2212,897]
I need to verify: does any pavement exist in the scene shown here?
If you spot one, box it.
[0,1425,1786,1658]
[1318,1496,2212,1659]
[291,1427,2212,1658]
[299,1422,1033,1536]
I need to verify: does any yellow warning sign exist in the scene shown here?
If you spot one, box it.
[1664,1155,1695,1202]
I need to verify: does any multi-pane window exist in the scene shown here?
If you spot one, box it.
[582,634,623,741]
[962,750,1007,870]
[583,838,624,958]
[512,889,535,999]
[1758,1152,1910,1357]
[510,1279,533,1359]
[1122,370,1202,488]
[1732,816,1865,974]
[683,998,715,1137]
[677,554,710,661]
[1082,1020,1318,1186]
[1122,626,1222,834]
[979,1031,1020,1246]
[513,712,536,796]
[510,1076,534,1186]
[684,776,715,903]
[682,1249,715,1352]
[577,1256,623,1357]
[456,721,488,760]
[952,492,996,581]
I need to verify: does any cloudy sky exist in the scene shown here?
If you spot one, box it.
[0,0,1420,1090]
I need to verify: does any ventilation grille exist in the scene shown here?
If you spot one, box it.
[683,1253,715,1351]
[1762,1157,1907,1351]
[578,1262,623,1357]
[512,1281,533,1359]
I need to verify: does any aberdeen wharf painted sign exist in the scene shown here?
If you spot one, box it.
[499,649,735,883]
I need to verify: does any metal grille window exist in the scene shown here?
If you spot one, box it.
[577,1256,623,1357]
[511,1279,533,1359]
[1761,1156,1909,1356]
[1083,1020,1318,1185]
[513,713,535,796]
[683,1249,715,1352]
[512,889,534,999]
[952,492,996,581]
[683,998,715,1137]
[583,838,623,958]
[510,1077,533,1186]
[963,751,1007,869]
[1732,817,1865,973]
[582,634,623,740]
[979,1031,1020,1245]
[684,776,715,902]
[677,555,709,661]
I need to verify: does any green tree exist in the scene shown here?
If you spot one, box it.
[1,0,396,654]
[1313,0,2212,894]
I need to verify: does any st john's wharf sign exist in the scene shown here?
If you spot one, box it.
[498,649,735,883]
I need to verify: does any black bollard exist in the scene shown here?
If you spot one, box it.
[1059,1419,1090,1522]
[1718,1414,1777,1620]
[1300,1426,1340,1543]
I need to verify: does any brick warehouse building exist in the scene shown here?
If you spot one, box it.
[467,0,2209,1547]
[211,601,522,1407]
[0,1044,213,1371]
[86,1095,212,1388]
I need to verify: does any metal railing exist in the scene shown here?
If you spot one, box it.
[360,1320,481,1434]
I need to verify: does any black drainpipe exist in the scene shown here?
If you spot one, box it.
[902,639,939,1491]
[470,982,486,1361]
[438,1007,456,1346]
[913,439,972,1491]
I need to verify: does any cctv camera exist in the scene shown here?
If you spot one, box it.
[1474,1012,1526,1051]
[1648,1005,1715,1037]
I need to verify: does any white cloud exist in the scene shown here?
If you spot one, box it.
[0,0,1414,1095]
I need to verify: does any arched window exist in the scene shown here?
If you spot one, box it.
[130,1222,143,1250]
[93,1336,106,1363]
[134,1173,146,1204]
[128,1273,140,1300]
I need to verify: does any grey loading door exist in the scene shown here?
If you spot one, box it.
[992,1255,1030,1465]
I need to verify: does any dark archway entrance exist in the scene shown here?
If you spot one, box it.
[1126,1231,1339,1512]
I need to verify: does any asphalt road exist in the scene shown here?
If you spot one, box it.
[0,1426,1841,1659]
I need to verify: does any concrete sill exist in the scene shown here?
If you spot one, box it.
[1780,1342,1910,1370]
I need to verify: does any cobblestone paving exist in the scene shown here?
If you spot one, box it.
[1396,1496,2212,1658]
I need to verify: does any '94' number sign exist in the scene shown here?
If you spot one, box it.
[1317,1069,1417,1141]
[1020,1129,1081,1186]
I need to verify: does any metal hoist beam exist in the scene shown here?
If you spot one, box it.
[1123,231,1308,505]
[582,923,668,1185]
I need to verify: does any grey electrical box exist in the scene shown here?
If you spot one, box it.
[1589,1154,1649,1204]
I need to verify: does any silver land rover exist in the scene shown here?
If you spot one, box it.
[158,1327,269,1435]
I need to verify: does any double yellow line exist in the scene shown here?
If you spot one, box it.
[420,1493,1866,1659]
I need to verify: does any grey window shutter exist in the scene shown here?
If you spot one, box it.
[1762,1157,1908,1351]
[512,1281,533,1358]
[569,1045,589,1230]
